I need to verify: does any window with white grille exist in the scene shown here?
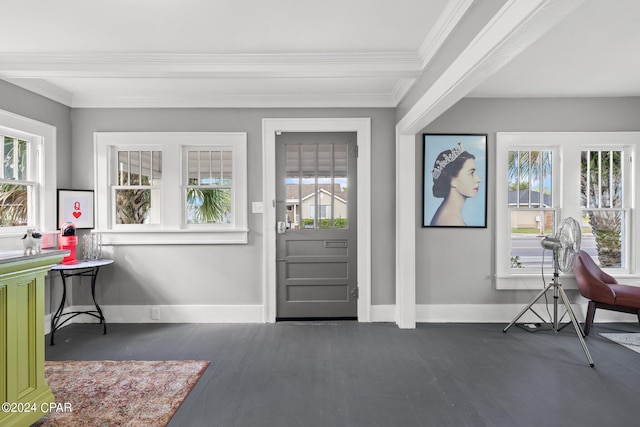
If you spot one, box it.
[0,109,56,237]
[95,132,247,244]
[184,148,232,225]
[496,133,637,289]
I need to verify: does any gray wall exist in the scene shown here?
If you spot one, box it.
[417,97,640,306]
[6,74,638,319]
[70,108,397,307]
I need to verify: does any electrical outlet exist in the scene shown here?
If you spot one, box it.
[151,307,160,320]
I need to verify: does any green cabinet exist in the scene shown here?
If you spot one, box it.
[0,250,66,427]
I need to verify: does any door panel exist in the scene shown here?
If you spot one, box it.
[276,132,357,319]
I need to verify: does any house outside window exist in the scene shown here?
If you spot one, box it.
[507,149,555,271]
[496,132,637,289]
[285,184,348,230]
[284,142,350,230]
[95,132,247,245]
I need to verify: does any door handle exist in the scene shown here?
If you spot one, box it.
[277,221,286,234]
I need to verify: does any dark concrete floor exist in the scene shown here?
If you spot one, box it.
[45,321,640,427]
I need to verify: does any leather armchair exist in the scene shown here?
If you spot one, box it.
[573,250,640,335]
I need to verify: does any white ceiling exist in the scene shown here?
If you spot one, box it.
[1,0,639,109]
[468,0,640,98]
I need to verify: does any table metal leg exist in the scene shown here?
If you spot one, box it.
[90,266,107,335]
[50,271,69,346]
[50,266,108,345]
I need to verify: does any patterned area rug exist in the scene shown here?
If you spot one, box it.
[34,360,209,427]
[600,333,640,354]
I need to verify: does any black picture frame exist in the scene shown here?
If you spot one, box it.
[57,189,95,229]
[422,133,487,228]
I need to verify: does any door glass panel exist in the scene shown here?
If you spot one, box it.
[285,142,349,230]
[300,144,317,229]
[317,144,333,228]
[285,144,301,229]
[333,144,348,229]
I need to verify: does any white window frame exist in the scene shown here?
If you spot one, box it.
[182,145,235,229]
[496,132,638,290]
[95,132,248,245]
[0,109,56,240]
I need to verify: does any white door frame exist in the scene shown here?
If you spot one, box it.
[262,118,372,323]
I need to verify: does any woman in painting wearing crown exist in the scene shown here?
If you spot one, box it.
[430,142,482,226]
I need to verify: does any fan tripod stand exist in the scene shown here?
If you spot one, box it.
[503,266,595,367]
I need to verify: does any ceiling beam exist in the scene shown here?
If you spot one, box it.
[397,0,586,135]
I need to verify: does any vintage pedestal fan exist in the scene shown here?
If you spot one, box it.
[503,217,594,367]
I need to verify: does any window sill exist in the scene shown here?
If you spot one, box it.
[96,229,249,245]
[496,272,640,290]
[496,273,576,290]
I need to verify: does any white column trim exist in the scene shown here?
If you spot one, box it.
[395,0,586,329]
[395,131,416,329]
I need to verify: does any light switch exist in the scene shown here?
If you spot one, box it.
[252,202,264,214]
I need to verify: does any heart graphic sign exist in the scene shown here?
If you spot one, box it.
[58,190,94,229]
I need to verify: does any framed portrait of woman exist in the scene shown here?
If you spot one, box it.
[422,134,487,228]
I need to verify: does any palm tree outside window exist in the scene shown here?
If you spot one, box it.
[0,136,32,227]
[185,149,232,224]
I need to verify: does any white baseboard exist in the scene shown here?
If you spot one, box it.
[370,304,639,324]
[416,303,639,324]
[369,304,397,322]
[44,304,264,333]
[44,303,638,334]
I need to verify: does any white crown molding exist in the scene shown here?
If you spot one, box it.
[0,1,489,110]
[1,51,422,108]
[418,0,476,70]
[71,92,397,109]
[390,78,417,106]
[0,52,422,78]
